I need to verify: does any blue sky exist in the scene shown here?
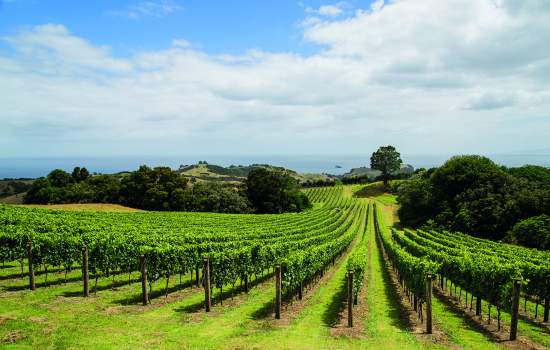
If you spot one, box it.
[0,0,364,56]
[1,0,550,158]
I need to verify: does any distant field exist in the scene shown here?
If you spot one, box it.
[18,203,142,212]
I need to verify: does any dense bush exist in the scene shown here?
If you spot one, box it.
[24,165,310,214]
[397,155,550,248]
[510,215,550,250]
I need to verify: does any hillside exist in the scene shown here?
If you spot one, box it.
[341,164,414,179]
[178,162,334,184]
[0,179,33,204]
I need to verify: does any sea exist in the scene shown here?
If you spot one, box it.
[1,154,550,179]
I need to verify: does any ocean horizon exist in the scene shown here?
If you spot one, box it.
[1,154,550,179]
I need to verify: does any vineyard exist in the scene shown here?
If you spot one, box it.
[0,186,549,349]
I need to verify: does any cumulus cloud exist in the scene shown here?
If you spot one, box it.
[1,0,550,156]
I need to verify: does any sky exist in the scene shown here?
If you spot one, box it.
[1,0,550,158]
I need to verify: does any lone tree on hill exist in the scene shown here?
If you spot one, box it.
[371,145,402,187]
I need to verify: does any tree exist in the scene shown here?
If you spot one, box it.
[79,167,90,182]
[397,155,550,245]
[72,166,90,182]
[397,171,436,227]
[47,169,73,187]
[119,165,188,210]
[246,168,311,214]
[370,145,402,187]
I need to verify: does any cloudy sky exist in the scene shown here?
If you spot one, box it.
[1,0,550,158]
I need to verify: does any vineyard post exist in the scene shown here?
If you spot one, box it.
[204,258,211,312]
[82,245,89,297]
[275,265,281,319]
[27,242,35,291]
[426,274,433,334]
[476,296,481,316]
[544,297,549,323]
[298,281,303,300]
[140,255,148,305]
[195,265,199,288]
[244,275,248,293]
[510,279,521,340]
[413,294,418,311]
[347,270,353,327]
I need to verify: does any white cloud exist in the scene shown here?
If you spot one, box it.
[108,0,183,19]
[2,0,550,157]
[306,2,347,17]
[171,38,190,48]
[2,24,132,74]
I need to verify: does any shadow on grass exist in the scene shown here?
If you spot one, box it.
[353,183,387,198]
[176,273,273,314]
[2,274,83,291]
[322,274,347,327]
[0,266,66,281]
[433,289,510,344]
[250,297,274,320]
[375,236,415,332]
[112,278,197,305]
[0,263,17,270]
[518,311,550,334]
[61,277,143,297]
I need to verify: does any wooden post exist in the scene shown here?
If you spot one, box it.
[275,265,281,319]
[426,274,433,334]
[82,245,89,297]
[204,258,211,312]
[348,271,353,327]
[244,275,248,293]
[413,294,418,311]
[27,242,35,291]
[195,265,199,287]
[476,296,481,316]
[544,298,549,323]
[510,279,521,340]
[298,281,303,300]
[140,255,148,305]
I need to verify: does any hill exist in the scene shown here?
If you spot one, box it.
[0,179,33,204]
[340,164,414,180]
[177,162,334,184]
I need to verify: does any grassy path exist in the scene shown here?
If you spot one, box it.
[364,212,447,350]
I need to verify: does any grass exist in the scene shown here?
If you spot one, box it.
[431,295,503,350]
[362,205,445,350]
[350,182,398,206]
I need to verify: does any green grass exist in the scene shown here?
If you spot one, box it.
[436,278,550,348]
[374,193,397,205]
[364,217,446,350]
[431,295,502,350]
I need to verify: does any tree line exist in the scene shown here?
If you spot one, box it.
[397,155,550,250]
[24,166,311,214]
